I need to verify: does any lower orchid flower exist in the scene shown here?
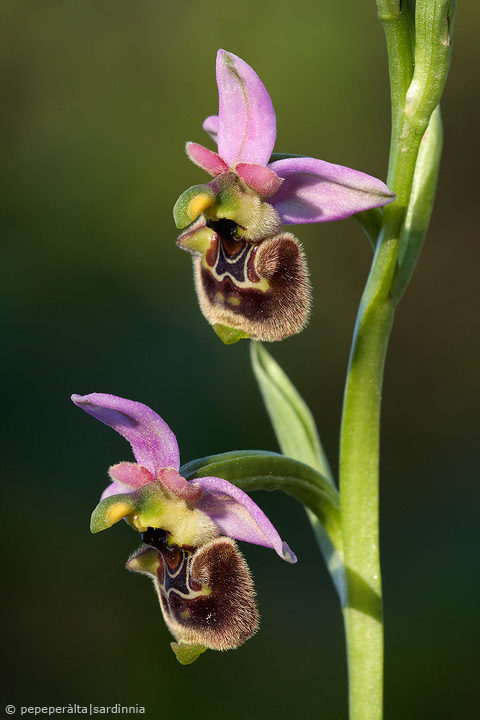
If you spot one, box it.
[174,50,396,343]
[72,392,296,664]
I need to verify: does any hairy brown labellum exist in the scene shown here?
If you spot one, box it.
[128,531,259,651]
[179,219,311,342]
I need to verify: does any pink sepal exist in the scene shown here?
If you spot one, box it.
[216,50,276,167]
[100,482,126,501]
[202,115,219,143]
[71,393,180,476]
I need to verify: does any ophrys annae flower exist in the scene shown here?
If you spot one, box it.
[72,392,295,664]
[174,50,395,343]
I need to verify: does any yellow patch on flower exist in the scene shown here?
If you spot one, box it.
[188,193,215,221]
[105,501,133,528]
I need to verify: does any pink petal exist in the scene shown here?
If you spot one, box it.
[71,394,180,477]
[108,462,154,489]
[216,50,276,168]
[268,156,395,224]
[235,163,283,197]
[192,476,296,563]
[202,115,219,143]
[186,142,229,177]
[157,468,202,502]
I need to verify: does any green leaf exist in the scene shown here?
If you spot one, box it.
[250,342,333,482]
[251,343,347,600]
[406,0,456,128]
[392,105,443,303]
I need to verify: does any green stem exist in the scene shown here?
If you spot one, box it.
[339,2,455,718]
[337,73,404,720]
[339,292,393,720]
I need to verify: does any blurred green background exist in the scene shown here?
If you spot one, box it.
[1,1,478,718]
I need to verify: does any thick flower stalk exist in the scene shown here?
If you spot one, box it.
[72,393,295,664]
[174,50,395,343]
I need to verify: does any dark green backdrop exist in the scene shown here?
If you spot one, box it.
[2,1,478,718]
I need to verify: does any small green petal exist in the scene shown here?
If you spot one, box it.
[170,642,207,665]
[90,494,137,534]
[173,185,216,228]
[213,324,250,344]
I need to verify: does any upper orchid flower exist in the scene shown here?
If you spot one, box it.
[72,392,295,664]
[174,50,395,343]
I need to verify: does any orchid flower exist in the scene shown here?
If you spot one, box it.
[72,392,295,664]
[174,49,395,343]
